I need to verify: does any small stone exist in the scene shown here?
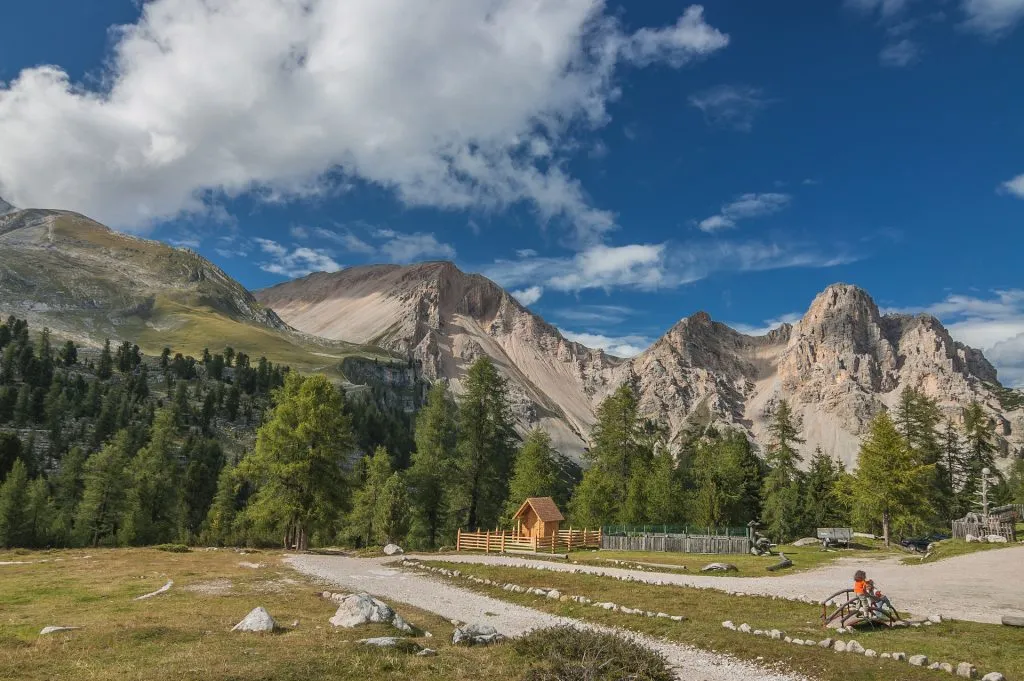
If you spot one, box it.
[941,663,954,673]
[769,629,783,640]
[804,640,816,647]
[452,623,503,646]
[818,638,833,648]
[784,636,792,643]
[669,615,685,622]
[865,649,878,658]
[981,674,1005,681]
[928,614,943,624]
[791,638,804,645]
[722,620,736,630]
[880,653,891,659]
[754,630,764,636]
[739,623,752,633]
[930,663,943,671]
[893,653,907,661]
[847,640,865,654]
[546,589,561,600]
[909,655,930,667]
[956,663,978,678]
[833,641,847,652]
[417,648,437,657]
[232,607,276,633]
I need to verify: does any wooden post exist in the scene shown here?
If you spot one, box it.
[501,531,506,553]
[485,530,491,553]
[457,528,462,552]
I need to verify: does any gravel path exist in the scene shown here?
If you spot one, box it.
[286,554,807,681]
[418,546,1024,625]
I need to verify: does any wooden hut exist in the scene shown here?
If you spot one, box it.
[512,497,564,539]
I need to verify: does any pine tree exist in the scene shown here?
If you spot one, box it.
[801,447,845,531]
[502,429,561,523]
[97,339,114,380]
[961,401,998,513]
[59,340,78,367]
[408,382,458,547]
[75,430,132,547]
[0,458,29,547]
[761,400,805,542]
[374,472,410,545]
[201,464,239,546]
[180,438,224,541]
[24,477,55,547]
[852,412,933,546]
[52,446,86,546]
[644,447,683,525]
[449,358,516,532]
[119,410,181,545]
[237,374,353,549]
[348,446,393,546]
[942,420,968,519]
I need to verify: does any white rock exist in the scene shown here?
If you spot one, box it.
[722,621,737,630]
[819,638,833,648]
[769,629,783,640]
[39,626,80,635]
[546,589,561,600]
[986,535,1008,544]
[833,641,847,652]
[359,636,404,648]
[941,663,954,673]
[791,638,804,645]
[452,623,503,646]
[330,593,402,630]
[928,614,943,624]
[956,663,978,678]
[847,640,865,654]
[417,648,437,657]
[865,649,877,658]
[880,653,891,659]
[892,653,907,661]
[238,562,264,569]
[232,607,276,632]
[981,674,1005,681]
[930,663,943,671]
[909,655,930,667]
[738,623,752,633]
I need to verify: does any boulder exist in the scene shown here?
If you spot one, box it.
[39,626,80,635]
[452,623,504,646]
[701,562,738,572]
[792,537,820,547]
[1001,615,1024,627]
[232,607,276,632]
[383,544,404,556]
[330,593,395,628]
[909,655,930,667]
[986,535,1008,544]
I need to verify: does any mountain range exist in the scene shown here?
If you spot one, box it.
[2,198,1022,468]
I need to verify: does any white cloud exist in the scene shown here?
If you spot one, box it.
[845,0,914,19]
[559,330,651,357]
[516,248,539,258]
[484,238,857,294]
[254,238,342,278]
[961,0,1024,38]
[688,85,770,132]
[879,38,922,67]
[511,286,544,306]
[698,192,791,232]
[731,312,803,336]
[888,289,1024,387]
[556,304,634,324]
[0,0,728,246]
[379,232,456,263]
[999,174,1024,198]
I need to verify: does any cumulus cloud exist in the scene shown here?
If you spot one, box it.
[999,174,1024,198]
[0,0,728,245]
[559,330,651,357]
[484,238,857,294]
[254,238,342,278]
[888,289,1024,387]
[511,286,544,306]
[291,224,454,263]
[879,38,923,66]
[556,304,634,324]
[698,192,791,232]
[688,85,771,132]
[378,232,456,263]
[961,0,1024,37]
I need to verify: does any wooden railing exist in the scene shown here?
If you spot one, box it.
[456,528,602,554]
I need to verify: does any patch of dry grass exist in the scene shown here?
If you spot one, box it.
[0,548,523,681]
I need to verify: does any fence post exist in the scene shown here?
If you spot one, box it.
[568,526,573,552]
[485,530,491,553]
[501,531,506,553]
[457,528,461,552]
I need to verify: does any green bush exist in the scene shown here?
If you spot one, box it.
[154,544,191,553]
[513,626,673,681]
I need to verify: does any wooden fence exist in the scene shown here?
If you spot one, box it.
[601,532,750,555]
[456,528,602,554]
[952,518,1017,542]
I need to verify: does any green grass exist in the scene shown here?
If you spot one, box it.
[907,538,1020,565]
[416,559,1024,681]
[563,542,895,577]
[0,548,597,681]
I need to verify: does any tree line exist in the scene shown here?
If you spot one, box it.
[2,313,1022,550]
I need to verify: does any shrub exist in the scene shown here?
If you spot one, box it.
[513,626,673,681]
[154,543,190,553]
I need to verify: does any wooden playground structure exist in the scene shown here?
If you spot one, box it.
[456,527,602,553]
[820,589,902,629]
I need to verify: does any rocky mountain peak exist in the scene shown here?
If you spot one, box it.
[0,196,15,217]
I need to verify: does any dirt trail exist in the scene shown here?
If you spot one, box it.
[286,554,807,681]
[420,546,1024,625]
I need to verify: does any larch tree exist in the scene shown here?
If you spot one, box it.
[851,411,933,546]
[449,357,516,532]
[760,400,805,543]
[119,409,181,545]
[238,374,353,550]
[408,382,458,547]
[373,472,411,545]
[801,447,846,531]
[502,429,561,524]
[0,458,29,547]
[960,401,998,513]
[348,446,393,547]
[75,430,132,547]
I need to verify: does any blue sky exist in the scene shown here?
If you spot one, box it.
[2,1,1024,384]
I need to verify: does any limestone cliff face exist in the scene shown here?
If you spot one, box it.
[259,269,1023,468]
[256,263,623,461]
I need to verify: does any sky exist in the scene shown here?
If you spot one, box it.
[1,0,1024,385]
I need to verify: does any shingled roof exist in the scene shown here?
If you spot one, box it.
[513,497,564,522]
